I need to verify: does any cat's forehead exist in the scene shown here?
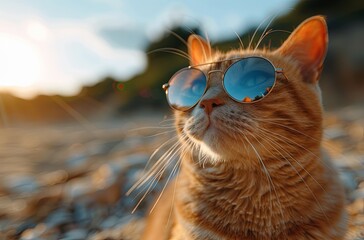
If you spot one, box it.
[197,49,276,72]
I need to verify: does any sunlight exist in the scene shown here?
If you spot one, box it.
[26,21,49,42]
[0,33,43,90]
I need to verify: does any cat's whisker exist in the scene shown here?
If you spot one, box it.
[131,173,161,213]
[140,139,179,177]
[200,25,211,51]
[148,47,190,58]
[245,132,286,230]
[131,146,179,203]
[254,28,274,51]
[253,117,310,124]
[254,132,318,230]
[166,152,184,230]
[234,31,245,50]
[255,29,292,51]
[139,141,181,186]
[152,144,182,181]
[256,129,329,223]
[127,139,181,195]
[232,130,251,162]
[128,125,176,133]
[181,24,199,36]
[242,134,274,228]
[144,135,179,171]
[202,154,209,168]
[49,95,96,131]
[248,14,275,50]
[251,133,293,237]
[147,48,191,61]
[159,118,177,124]
[194,34,211,63]
[262,128,323,164]
[130,140,184,213]
[253,14,277,52]
[254,117,351,165]
[149,153,181,213]
[265,129,331,171]
[198,144,207,167]
[166,29,189,48]
[250,117,323,160]
[252,117,322,142]
[140,129,176,138]
[178,24,212,61]
[257,126,328,194]
[254,118,346,169]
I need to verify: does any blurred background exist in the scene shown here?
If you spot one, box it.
[0,0,363,239]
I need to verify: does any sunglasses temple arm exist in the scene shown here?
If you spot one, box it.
[162,83,169,92]
[275,68,288,80]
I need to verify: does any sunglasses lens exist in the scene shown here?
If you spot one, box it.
[167,68,207,110]
[223,57,275,103]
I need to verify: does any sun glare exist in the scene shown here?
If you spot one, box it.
[26,21,49,42]
[0,33,43,91]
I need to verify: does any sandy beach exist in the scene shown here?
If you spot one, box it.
[0,107,363,239]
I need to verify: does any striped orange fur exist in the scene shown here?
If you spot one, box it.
[141,16,347,240]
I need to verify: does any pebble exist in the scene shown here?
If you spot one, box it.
[20,223,55,240]
[45,209,73,228]
[340,171,358,193]
[38,170,68,186]
[66,153,88,168]
[15,219,37,236]
[325,127,347,140]
[351,188,364,200]
[0,219,10,231]
[73,203,90,226]
[64,178,93,201]
[5,175,39,195]
[61,228,88,240]
[100,215,119,229]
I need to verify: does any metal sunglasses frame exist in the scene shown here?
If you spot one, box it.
[162,56,286,111]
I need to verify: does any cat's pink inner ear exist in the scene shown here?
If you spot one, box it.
[277,16,328,83]
[187,35,211,66]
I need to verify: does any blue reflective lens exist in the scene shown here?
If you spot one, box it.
[167,68,207,110]
[223,57,276,103]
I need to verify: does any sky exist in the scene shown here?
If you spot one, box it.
[0,0,298,98]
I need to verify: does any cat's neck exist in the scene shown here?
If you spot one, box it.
[174,149,329,238]
[181,148,324,187]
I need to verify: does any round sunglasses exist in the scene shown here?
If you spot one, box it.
[162,56,285,111]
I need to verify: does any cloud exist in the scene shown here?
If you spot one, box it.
[0,18,146,98]
[42,21,147,95]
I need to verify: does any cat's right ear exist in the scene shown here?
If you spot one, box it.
[276,16,328,84]
[187,35,211,66]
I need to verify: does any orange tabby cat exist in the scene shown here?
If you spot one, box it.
[141,16,347,240]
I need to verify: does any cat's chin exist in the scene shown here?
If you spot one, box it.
[189,128,229,163]
[184,119,242,162]
[198,141,223,163]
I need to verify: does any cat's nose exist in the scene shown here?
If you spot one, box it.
[199,98,225,115]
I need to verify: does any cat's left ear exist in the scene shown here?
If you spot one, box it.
[276,16,328,84]
[187,35,212,66]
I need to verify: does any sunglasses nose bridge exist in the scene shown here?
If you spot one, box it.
[207,70,224,79]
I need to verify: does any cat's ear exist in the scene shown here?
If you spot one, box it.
[277,16,328,84]
[187,35,212,66]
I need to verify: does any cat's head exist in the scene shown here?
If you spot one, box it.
[169,16,328,167]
